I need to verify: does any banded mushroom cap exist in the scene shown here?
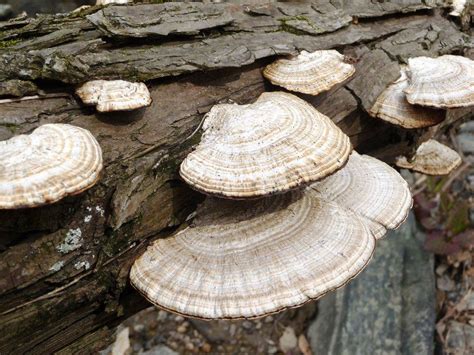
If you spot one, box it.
[449,0,467,16]
[263,50,355,95]
[96,0,131,5]
[131,152,412,319]
[0,124,103,209]
[130,190,376,319]
[396,139,462,175]
[179,91,352,198]
[369,67,445,129]
[310,152,412,239]
[76,80,152,112]
[404,55,474,108]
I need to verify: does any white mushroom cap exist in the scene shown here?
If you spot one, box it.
[263,50,355,95]
[131,152,412,319]
[0,124,103,209]
[369,67,445,129]
[404,55,474,108]
[96,0,131,5]
[180,91,352,198]
[449,0,467,16]
[131,190,376,319]
[396,139,462,175]
[76,80,152,112]
[310,152,412,239]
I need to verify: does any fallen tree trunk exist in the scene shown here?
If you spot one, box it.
[0,1,472,353]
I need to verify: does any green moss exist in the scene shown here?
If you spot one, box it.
[0,38,21,49]
[0,123,19,134]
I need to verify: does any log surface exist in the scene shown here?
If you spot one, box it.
[0,1,472,353]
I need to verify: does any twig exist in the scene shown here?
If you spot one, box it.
[440,162,471,194]
[0,93,71,104]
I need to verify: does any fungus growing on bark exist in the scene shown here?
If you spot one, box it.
[179,91,352,199]
[96,0,131,5]
[404,55,474,108]
[0,124,103,209]
[449,0,467,16]
[369,67,445,129]
[263,50,355,95]
[130,152,411,319]
[76,80,152,112]
[396,139,462,175]
[310,152,412,239]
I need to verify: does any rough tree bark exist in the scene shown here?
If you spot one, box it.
[0,1,472,353]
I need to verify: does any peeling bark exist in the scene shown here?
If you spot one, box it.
[0,2,472,353]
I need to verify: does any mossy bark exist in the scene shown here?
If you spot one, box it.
[0,1,472,353]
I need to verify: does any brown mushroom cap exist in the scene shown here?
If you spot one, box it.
[76,80,152,112]
[180,91,352,199]
[369,67,445,129]
[131,152,412,319]
[396,139,462,175]
[263,50,355,95]
[404,55,474,108]
[0,124,103,209]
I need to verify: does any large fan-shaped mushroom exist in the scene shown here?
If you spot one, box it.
[131,152,412,319]
[0,124,103,209]
[180,91,352,199]
[263,50,355,95]
[404,55,474,108]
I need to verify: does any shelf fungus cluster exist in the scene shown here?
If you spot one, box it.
[263,50,355,95]
[370,55,474,129]
[131,91,412,319]
[369,67,445,129]
[0,124,103,209]
[76,80,152,113]
[396,139,462,176]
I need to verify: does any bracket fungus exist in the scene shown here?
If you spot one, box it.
[76,80,152,112]
[0,124,103,209]
[404,55,474,108]
[310,152,412,239]
[263,50,355,95]
[96,0,132,5]
[131,152,411,319]
[449,0,467,16]
[179,91,352,198]
[396,139,462,175]
[369,67,445,129]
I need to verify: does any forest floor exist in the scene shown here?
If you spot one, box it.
[102,118,473,355]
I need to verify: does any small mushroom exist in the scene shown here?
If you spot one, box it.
[404,55,474,108]
[263,50,355,95]
[369,67,445,129]
[310,152,412,239]
[396,139,462,175]
[449,0,467,16]
[0,124,103,209]
[76,80,152,112]
[96,0,131,5]
[180,91,352,199]
[130,152,411,319]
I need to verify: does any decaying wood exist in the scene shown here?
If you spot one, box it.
[0,1,472,353]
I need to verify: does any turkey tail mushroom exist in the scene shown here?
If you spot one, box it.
[0,124,103,209]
